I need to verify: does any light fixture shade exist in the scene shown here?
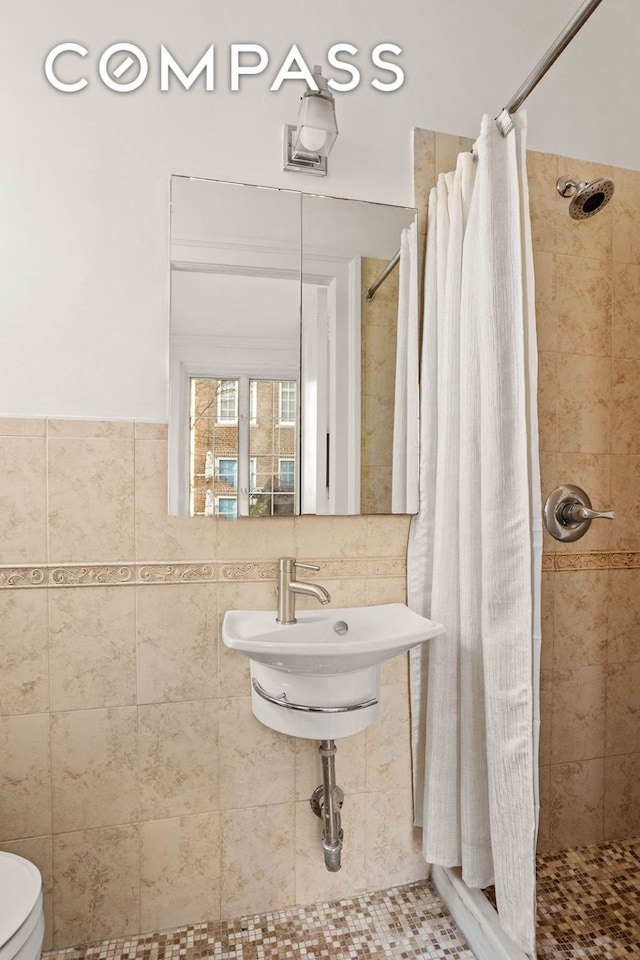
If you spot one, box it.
[293,93,338,157]
[283,68,338,176]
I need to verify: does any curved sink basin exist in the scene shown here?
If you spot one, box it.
[222,603,444,740]
[222,602,443,676]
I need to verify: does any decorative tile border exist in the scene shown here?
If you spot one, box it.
[137,563,216,584]
[0,562,214,588]
[50,565,134,586]
[544,551,640,571]
[3,553,640,587]
[554,552,610,571]
[367,558,406,578]
[0,566,47,587]
[610,551,640,568]
[314,559,369,579]
[217,559,375,581]
[4,552,640,586]
[0,558,407,588]
[218,561,277,582]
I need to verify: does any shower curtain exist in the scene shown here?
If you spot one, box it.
[407,112,542,957]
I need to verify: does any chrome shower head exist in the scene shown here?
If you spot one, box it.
[557,175,615,220]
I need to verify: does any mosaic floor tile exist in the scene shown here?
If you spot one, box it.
[485,837,640,958]
[44,882,474,960]
[536,837,640,959]
[44,838,640,960]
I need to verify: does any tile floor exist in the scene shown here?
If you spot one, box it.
[535,837,640,959]
[43,838,640,960]
[43,882,474,960]
[485,837,640,958]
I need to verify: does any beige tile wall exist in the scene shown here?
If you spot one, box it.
[0,416,421,950]
[361,257,400,513]
[413,128,640,855]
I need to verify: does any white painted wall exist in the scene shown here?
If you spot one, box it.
[2,0,636,419]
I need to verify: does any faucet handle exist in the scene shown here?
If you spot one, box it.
[295,561,320,572]
[560,503,615,523]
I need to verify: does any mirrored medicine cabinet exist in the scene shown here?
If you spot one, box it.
[168,175,417,519]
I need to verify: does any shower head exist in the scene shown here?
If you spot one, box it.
[556,175,615,220]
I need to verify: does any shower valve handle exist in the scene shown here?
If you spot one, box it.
[544,484,615,542]
[559,503,615,524]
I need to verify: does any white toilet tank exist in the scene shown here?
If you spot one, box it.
[0,853,44,960]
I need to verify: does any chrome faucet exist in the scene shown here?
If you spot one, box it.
[276,557,331,624]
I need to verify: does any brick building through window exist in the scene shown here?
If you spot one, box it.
[190,377,297,517]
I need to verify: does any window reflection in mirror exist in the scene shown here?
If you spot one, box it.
[189,378,297,518]
[189,377,239,517]
[249,380,297,517]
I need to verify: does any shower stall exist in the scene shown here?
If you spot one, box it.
[409,0,639,956]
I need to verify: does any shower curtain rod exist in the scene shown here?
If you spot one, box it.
[496,0,605,135]
[365,249,400,302]
[366,0,605,302]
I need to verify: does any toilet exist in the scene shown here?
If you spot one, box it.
[0,854,45,960]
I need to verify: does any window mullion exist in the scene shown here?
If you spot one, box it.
[237,377,250,516]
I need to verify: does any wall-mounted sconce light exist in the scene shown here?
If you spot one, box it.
[283,66,338,177]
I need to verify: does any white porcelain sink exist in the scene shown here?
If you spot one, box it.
[223,603,443,674]
[222,603,444,739]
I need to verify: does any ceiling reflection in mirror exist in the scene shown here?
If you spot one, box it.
[168,176,417,518]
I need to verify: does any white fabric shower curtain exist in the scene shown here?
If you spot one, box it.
[408,112,542,957]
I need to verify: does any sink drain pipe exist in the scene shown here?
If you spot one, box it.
[311,739,344,872]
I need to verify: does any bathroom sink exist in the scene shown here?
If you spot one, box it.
[223,603,443,739]
[222,602,444,676]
